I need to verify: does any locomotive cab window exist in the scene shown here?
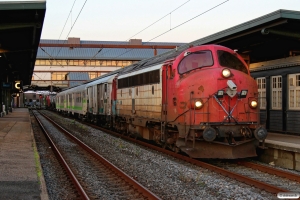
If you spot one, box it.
[178,50,213,74]
[217,50,248,74]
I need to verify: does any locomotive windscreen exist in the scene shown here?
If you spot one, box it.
[217,50,248,74]
[178,51,213,74]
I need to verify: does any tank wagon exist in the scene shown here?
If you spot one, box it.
[56,44,267,158]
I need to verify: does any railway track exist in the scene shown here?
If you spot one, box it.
[55,112,300,195]
[32,110,160,199]
[205,159,300,193]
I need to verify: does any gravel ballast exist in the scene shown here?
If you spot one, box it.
[39,110,279,199]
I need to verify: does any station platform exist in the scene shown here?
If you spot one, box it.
[259,132,300,171]
[265,132,300,153]
[0,108,48,200]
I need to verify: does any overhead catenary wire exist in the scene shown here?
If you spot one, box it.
[126,0,191,41]
[113,0,229,59]
[55,0,88,58]
[39,47,65,68]
[95,0,191,59]
[51,0,78,56]
[148,0,229,42]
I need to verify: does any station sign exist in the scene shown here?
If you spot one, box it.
[1,82,12,89]
[14,80,22,90]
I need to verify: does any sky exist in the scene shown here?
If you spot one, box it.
[31,0,300,43]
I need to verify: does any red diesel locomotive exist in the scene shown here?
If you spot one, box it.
[115,44,267,159]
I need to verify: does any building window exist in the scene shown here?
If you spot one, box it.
[271,76,282,110]
[256,77,266,109]
[52,72,68,80]
[35,59,137,67]
[289,73,300,110]
[89,72,100,79]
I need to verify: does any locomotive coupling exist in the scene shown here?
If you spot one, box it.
[254,127,268,141]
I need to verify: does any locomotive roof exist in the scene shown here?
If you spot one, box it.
[85,73,116,87]
[118,45,225,76]
[118,47,184,75]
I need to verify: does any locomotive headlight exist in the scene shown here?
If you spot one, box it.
[195,100,203,109]
[250,100,258,108]
[222,68,231,78]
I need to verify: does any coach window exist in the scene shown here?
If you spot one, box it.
[256,77,266,109]
[288,73,300,110]
[178,51,213,74]
[271,76,282,110]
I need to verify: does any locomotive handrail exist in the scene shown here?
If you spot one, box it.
[213,94,239,123]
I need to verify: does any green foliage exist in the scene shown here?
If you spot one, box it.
[178,171,192,183]
[133,147,142,157]
[33,144,42,184]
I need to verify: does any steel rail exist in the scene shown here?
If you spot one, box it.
[32,111,90,200]
[40,111,161,200]
[81,122,289,194]
[236,160,300,182]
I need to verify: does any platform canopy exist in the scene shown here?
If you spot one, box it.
[0,1,46,86]
[168,9,300,65]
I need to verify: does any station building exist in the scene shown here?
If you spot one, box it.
[31,38,184,90]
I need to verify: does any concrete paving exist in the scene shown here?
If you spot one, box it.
[0,108,48,200]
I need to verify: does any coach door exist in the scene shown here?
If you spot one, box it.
[92,85,98,115]
[111,78,117,116]
[97,84,103,114]
[131,86,135,114]
[71,93,74,114]
[67,94,70,112]
[103,83,108,114]
[161,65,169,122]
[87,86,93,113]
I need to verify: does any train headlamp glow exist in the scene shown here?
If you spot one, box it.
[195,100,203,109]
[222,68,231,78]
[250,100,258,108]
[240,90,248,98]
